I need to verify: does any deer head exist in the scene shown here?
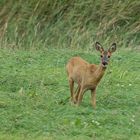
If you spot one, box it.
[95,42,116,67]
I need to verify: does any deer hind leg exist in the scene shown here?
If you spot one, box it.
[73,85,80,104]
[77,87,85,106]
[68,78,74,103]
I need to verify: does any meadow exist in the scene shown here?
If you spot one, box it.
[0,47,140,140]
[0,0,140,139]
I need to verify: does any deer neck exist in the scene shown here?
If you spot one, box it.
[93,64,106,84]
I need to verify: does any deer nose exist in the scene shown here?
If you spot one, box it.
[102,61,108,65]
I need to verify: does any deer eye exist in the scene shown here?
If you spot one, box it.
[100,55,103,58]
[108,56,110,58]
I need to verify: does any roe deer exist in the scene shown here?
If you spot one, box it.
[66,42,116,108]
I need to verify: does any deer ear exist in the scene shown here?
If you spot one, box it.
[108,43,116,53]
[95,42,104,52]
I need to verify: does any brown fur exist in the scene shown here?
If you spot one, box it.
[66,42,116,108]
[66,57,106,108]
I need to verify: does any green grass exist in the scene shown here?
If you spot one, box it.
[0,0,140,49]
[0,1,139,139]
[0,48,140,140]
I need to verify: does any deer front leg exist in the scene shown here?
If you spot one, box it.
[69,78,74,103]
[91,89,96,109]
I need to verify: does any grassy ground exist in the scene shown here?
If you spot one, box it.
[0,47,140,140]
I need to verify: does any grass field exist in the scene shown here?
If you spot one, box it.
[0,1,140,139]
[0,47,140,140]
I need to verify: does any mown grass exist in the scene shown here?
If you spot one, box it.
[0,47,140,140]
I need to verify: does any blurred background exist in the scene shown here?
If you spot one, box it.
[0,0,140,49]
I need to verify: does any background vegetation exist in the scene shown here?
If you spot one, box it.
[0,0,140,140]
[0,0,140,49]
